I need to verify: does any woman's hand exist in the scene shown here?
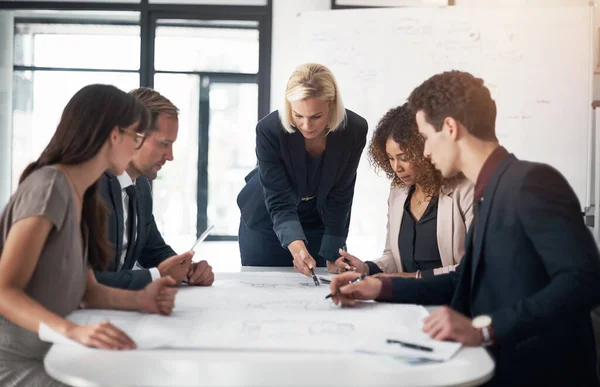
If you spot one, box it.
[288,240,317,277]
[136,276,178,315]
[66,322,136,350]
[331,249,367,274]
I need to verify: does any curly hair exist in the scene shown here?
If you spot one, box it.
[368,103,460,198]
[408,70,497,141]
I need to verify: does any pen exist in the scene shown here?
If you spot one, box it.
[190,225,215,252]
[325,272,366,299]
[181,225,215,281]
[386,339,433,352]
[309,267,320,287]
[342,257,354,271]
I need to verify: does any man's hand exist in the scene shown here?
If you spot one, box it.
[422,306,482,346]
[328,271,383,307]
[187,260,214,286]
[157,251,194,284]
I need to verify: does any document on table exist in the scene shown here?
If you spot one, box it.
[356,333,462,361]
[40,272,460,361]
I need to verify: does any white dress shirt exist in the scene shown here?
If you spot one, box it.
[116,173,160,281]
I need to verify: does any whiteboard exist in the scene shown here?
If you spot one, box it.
[295,6,594,260]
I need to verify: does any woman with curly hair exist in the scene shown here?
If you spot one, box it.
[332,103,473,278]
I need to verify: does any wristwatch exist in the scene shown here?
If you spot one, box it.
[472,315,494,346]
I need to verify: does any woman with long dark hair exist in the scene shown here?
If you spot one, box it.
[0,84,179,385]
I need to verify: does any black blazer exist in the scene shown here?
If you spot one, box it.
[94,172,176,290]
[386,155,600,386]
[237,109,368,261]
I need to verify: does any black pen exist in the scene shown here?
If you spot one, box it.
[309,267,320,286]
[386,339,433,352]
[342,257,354,271]
[325,272,366,299]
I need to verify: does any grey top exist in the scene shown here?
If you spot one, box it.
[0,166,88,361]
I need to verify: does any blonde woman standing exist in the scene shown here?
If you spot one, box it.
[237,63,368,276]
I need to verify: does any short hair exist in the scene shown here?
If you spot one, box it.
[408,70,497,141]
[279,63,346,134]
[128,87,179,133]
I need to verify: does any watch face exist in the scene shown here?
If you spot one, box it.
[472,315,492,328]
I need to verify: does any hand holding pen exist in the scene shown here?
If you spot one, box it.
[331,249,367,274]
[327,271,383,307]
[183,226,215,286]
[325,272,366,299]
[289,240,317,279]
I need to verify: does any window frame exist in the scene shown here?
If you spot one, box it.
[7,0,272,241]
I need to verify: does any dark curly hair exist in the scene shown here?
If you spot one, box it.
[368,103,459,198]
[408,70,497,141]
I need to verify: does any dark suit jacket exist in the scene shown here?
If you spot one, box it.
[94,172,176,290]
[386,155,600,386]
[237,109,368,262]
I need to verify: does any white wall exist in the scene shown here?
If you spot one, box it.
[270,0,331,111]
[0,11,14,209]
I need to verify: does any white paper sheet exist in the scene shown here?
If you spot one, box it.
[46,272,452,360]
[356,333,462,362]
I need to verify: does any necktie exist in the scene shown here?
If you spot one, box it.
[123,185,137,270]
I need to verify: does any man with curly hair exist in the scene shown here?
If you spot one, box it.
[330,103,474,278]
[328,71,600,386]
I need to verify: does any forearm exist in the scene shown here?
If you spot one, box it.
[0,287,76,336]
[141,220,177,268]
[83,281,140,312]
[94,269,152,290]
[275,220,306,249]
[319,233,347,262]
[384,273,456,305]
[370,252,397,273]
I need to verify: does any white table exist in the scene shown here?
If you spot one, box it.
[44,268,494,387]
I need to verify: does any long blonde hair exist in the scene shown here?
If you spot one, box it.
[279,63,346,134]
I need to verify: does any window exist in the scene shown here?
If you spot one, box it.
[151,17,261,241]
[155,21,259,73]
[12,17,140,190]
[9,5,271,252]
[152,73,200,242]
[207,82,258,236]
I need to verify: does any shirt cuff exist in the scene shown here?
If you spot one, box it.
[375,277,393,302]
[148,267,161,281]
[277,220,307,248]
[365,261,383,275]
